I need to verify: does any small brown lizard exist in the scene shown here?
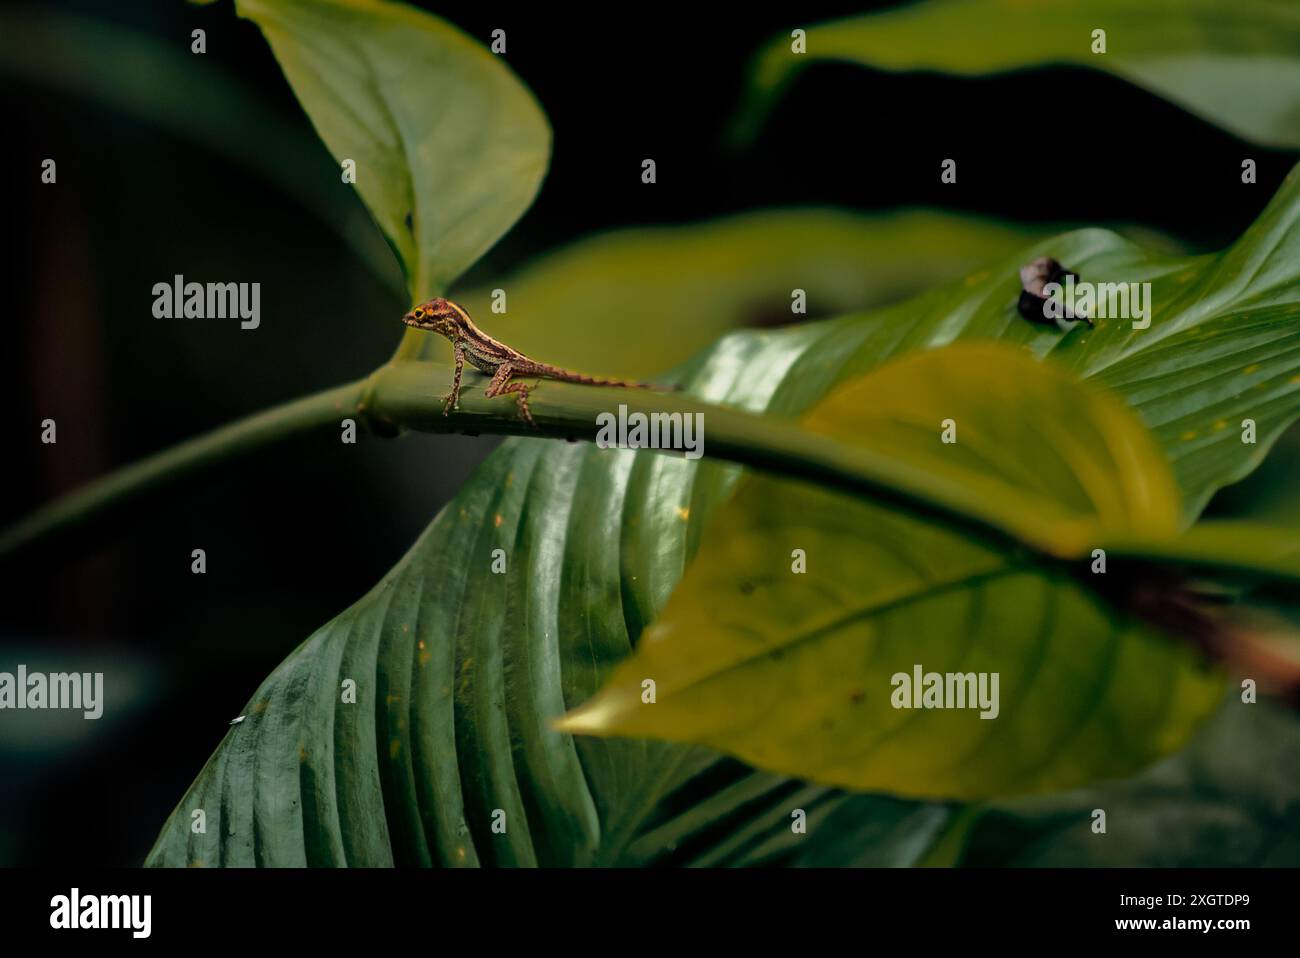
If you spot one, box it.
[402,297,656,426]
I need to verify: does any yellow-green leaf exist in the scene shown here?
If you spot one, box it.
[557,343,1222,799]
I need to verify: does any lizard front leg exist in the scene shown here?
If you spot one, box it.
[442,341,465,415]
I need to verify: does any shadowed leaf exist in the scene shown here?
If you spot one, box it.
[734,0,1300,150]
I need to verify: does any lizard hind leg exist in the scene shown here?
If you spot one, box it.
[482,364,536,427]
[496,380,535,428]
[482,363,514,398]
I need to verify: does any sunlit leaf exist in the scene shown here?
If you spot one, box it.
[556,344,1222,798]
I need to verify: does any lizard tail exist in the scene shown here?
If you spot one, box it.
[551,370,676,391]
[587,377,658,389]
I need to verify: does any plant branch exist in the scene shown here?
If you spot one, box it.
[0,378,369,561]
[5,361,1300,597]
[366,361,1064,551]
[3,360,1038,566]
[1104,522,1300,586]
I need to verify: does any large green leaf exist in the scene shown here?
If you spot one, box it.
[734,0,1300,150]
[149,168,1300,866]
[556,344,1224,798]
[145,439,929,866]
[237,0,550,301]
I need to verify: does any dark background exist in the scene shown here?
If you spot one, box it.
[1,0,1294,865]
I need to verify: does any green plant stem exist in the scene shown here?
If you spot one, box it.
[0,378,369,561]
[367,361,1063,551]
[5,362,1300,594]
[1105,522,1300,584]
[5,361,1029,566]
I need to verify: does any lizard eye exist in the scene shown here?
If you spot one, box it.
[412,308,425,319]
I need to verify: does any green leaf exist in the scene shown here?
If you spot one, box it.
[791,164,1300,522]
[144,444,812,866]
[735,0,1300,150]
[1206,424,1300,527]
[400,209,1058,376]
[237,0,550,300]
[556,343,1224,798]
[148,167,1300,865]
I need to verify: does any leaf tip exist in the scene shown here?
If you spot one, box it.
[551,693,628,737]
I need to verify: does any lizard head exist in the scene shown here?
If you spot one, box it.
[402,297,461,338]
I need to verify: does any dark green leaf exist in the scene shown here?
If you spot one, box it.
[954,698,1300,866]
